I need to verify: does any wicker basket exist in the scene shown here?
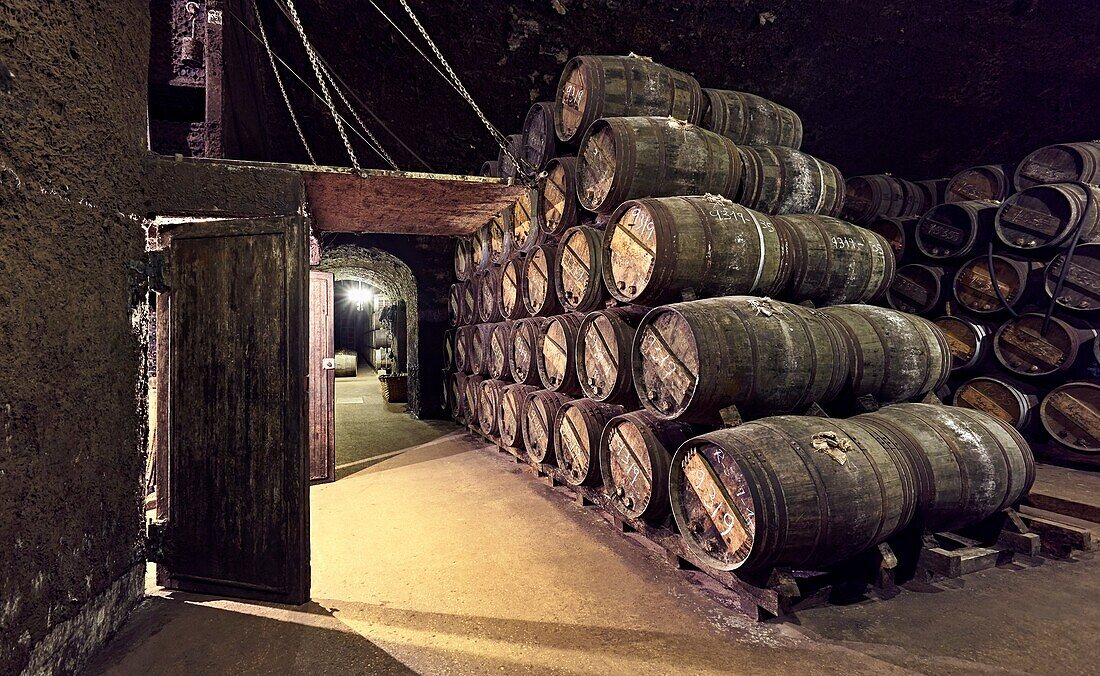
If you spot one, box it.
[379,374,408,403]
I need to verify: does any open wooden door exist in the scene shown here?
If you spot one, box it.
[309,270,336,483]
[157,215,309,605]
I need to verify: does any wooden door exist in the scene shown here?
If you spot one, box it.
[159,215,310,605]
[309,270,336,483]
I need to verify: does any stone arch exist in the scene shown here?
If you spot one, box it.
[317,244,419,412]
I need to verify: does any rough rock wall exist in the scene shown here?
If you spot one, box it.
[0,1,151,673]
[240,0,1100,179]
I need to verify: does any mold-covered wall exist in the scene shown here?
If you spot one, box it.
[237,0,1100,179]
[0,1,152,672]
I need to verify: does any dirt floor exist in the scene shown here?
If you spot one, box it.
[88,375,1100,675]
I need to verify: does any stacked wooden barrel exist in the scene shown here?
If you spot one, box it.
[441,53,1044,580]
[846,140,1100,465]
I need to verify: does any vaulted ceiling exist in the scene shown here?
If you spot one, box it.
[233,0,1100,182]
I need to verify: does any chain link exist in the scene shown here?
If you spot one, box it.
[283,0,363,173]
[317,60,399,170]
[252,0,316,165]
[396,0,534,182]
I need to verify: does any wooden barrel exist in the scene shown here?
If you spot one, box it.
[633,297,849,421]
[700,89,802,149]
[499,257,529,320]
[856,403,1034,532]
[454,237,474,281]
[577,305,648,405]
[369,330,391,349]
[461,280,480,328]
[866,216,918,263]
[945,164,1015,203]
[537,313,584,394]
[555,225,608,312]
[995,182,1100,250]
[952,254,1037,314]
[479,379,509,437]
[451,372,468,422]
[334,349,358,378]
[1015,141,1100,190]
[669,415,917,571]
[488,320,513,380]
[522,244,564,317]
[473,223,491,271]
[521,102,558,172]
[554,54,705,144]
[554,398,626,486]
[463,374,485,427]
[444,329,457,371]
[481,160,500,178]
[737,145,846,216]
[842,174,917,225]
[774,214,895,305]
[478,268,504,324]
[509,317,548,386]
[1045,242,1100,312]
[600,411,695,523]
[886,263,945,316]
[932,315,993,372]
[523,390,574,464]
[455,325,475,373]
[993,313,1095,377]
[913,178,948,208]
[448,283,465,326]
[822,305,951,407]
[500,383,540,448]
[602,195,787,305]
[498,133,524,179]
[488,212,513,264]
[535,156,589,236]
[471,323,493,376]
[576,117,742,214]
[511,190,538,254]
[1040,382,1100,453]
[953,377,1039,431]
[914,200,997,259]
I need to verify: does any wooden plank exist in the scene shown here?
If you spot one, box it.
[160,215,309,605]
[1027,464,1100,524]
[308,271,336,484]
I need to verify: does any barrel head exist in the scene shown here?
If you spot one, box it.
[994,314,1082,377]
[604,416,656,520]
[635,309,700,419]
[1046,243,1100,312]
[1041,382,1100,453]
[577,121,618,212]
[952,255,1025,314]
[953,377,1031,431]
[579,314,621,399]
[606,203,657,303]
[995,185,1080,250]
[670,442,757,570]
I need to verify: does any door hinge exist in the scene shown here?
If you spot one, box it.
[128,250,169,308]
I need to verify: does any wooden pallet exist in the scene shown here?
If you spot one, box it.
[464,426,1051,620]
[1020,463,1100,558]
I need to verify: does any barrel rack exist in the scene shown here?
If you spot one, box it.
[461,423,1096,621]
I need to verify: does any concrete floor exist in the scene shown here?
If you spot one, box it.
[89,375,1100,675]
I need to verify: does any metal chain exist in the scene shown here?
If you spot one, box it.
[282,0,363,173]
[252,0,316,164]
[395,0,534,181]
[317,60,399,170]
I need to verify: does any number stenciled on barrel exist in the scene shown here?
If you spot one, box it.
[830,235,864,250]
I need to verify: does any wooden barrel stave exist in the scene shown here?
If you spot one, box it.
[500,383,540,448]
[470,323,495,377]
[555,225,609,312]
[488,320,514,380]
[554,398,626,486]
[633,297,850,421]
[451,372,468,422]
[448,283,465,326]
[737,145,846,217]
[464,374,485,427]
[454,237,474,281]
[577,305,649,405]
[478,268,505,324]
[499,257,529,320]
[535,156,590,236]
[821,304,951,406]
[488,211,514,265]
[554,55,705,144]
[600,411,695,523]
[509,317,549,386]
[842,174,912,225]
[523,390,575,464]
[538,313,585,394]
[576,117,743,213]
[1040,382,1100,453]
[700,89,802,149]
[521,102,558,172]
[511,190,538,254]
[479,379,510,437]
